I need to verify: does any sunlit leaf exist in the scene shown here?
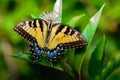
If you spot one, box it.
[74,4,105,71]
[82,4,105,43]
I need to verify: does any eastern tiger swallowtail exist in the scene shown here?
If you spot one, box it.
[14,13,87,63]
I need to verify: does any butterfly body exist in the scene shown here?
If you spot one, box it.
[14,15,87,63]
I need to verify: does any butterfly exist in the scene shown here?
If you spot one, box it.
[14,13,87,63]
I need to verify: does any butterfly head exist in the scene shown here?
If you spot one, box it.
[41,12,59,24]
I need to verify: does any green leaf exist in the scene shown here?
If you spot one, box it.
[67,14,85,27]
[82,3,105,44]
[30,14,40,19]
[74,4,105,71]
[88,35,106,78]
[11,52,31,61]
[100,54,120,80]
[11,50,76,79]
[11,52,63,71]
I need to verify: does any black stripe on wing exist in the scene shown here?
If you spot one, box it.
[14,19,47,44]
[50,24,87,50]
[14,21,34,43]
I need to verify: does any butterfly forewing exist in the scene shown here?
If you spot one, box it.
[47,24,87,50]
[14,19,48,48]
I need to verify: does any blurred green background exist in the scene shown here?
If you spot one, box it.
[0,0,120,80]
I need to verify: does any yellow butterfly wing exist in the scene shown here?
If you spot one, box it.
[14,19,48,48]
[47,24,87,50]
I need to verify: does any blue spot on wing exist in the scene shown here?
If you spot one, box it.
[53,50,57,56]
[33,41,43,56]
[47,51,53,58]
[47,44,64,59]
[34,47,38,51]
[36,50,43,56]
[56,47,60,52]
[59,44,63,47]
[31,42,65,59]
[33,42,37,46]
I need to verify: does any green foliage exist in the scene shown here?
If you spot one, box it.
[100,54,120,80]
[88,35,106,79]
[1,0,120,80]
[30,14,41,19]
